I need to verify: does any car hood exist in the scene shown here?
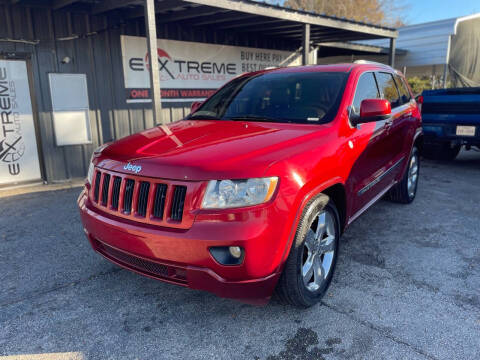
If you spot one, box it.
[96,120,331,180]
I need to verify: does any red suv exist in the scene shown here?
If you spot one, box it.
[78,62,422,307]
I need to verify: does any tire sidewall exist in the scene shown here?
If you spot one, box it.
[406,146,420,202]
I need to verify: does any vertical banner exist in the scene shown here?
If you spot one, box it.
[0,60,42,186]
[121,35,302,103]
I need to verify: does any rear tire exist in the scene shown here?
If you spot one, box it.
[422,143,461,161]
[387,146,419,204]
[276,194,340,307]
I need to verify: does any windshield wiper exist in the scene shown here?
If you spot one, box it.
[188,114,220,120]
[225,115,280,122]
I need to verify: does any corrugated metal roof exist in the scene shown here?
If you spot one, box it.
[359,13,480,66]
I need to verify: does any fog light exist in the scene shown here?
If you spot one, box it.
[229,246,242,259]
[209,246,244,265]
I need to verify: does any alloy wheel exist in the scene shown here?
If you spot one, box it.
[407,152,419,198]
[301,210,336,292]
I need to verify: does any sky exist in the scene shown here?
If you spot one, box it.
[267,0,479,25]
[402,0,480,24]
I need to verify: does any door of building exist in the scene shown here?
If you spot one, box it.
[0,58,42,187]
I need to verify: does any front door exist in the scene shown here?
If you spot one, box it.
[347,71,393,216]
[0,58,42,187]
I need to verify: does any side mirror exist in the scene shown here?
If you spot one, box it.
[351,99,391,126]
[190,101,203,114]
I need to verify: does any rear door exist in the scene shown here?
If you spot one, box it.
[374,72,407,180]
[392,74,416,158]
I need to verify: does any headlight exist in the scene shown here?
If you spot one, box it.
[201,177,278,209]
[87,143,110,184]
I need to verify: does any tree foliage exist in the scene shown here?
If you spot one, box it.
[283,0,406,27]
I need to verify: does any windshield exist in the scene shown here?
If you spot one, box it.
[188,71,348,124]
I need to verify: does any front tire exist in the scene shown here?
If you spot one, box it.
[387,146,419,204]
[276,194,340,307]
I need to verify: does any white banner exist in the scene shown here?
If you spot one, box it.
[120,35,303,103]
[0,60,42,186]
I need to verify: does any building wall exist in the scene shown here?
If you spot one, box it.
[0,4,294,183]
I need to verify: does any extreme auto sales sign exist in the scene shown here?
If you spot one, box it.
[121,35,301,103]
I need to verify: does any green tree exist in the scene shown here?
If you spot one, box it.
[283,0,407,27]
[407,76,432,96]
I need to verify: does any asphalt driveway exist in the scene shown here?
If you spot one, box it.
[1,152,479,360]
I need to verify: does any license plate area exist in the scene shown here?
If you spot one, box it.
[456,125,476,136]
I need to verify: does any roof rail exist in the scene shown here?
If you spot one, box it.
[353,60,390,66]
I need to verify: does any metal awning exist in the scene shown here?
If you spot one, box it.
[14,0,398,43]
[319,42,407,56]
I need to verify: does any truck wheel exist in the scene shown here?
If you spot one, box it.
[423,143,461,161]
[276,194,340,307]
[387,146,419,204]
[438,144,461,161]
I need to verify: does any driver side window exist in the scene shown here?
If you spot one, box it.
[352,72,380,115]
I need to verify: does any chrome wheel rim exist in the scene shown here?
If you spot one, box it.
[301,210,336,292]
[407,152,419,198]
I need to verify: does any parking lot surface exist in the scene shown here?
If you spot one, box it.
[1,152,479,360]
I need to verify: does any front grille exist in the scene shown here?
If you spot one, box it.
[171,186,187,221]
[101,242,169,277]
[137,181,150,217]
[91,169,189,225]
[93,171,101,202]
[111,176,122,210]
[123,179,135,214]
[101,173,110,206]
[153,183,167,219]
[94,241,187,284]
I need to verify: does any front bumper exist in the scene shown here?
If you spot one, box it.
[78,188,284,304]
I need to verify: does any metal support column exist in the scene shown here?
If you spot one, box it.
[388,38,396,68]
[443,35,452,88]
[442,64,449,88]
[302,23,310,65]
[144,0,163,124]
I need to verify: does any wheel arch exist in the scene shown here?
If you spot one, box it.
[321,183,347,234]
[414,132,424,154]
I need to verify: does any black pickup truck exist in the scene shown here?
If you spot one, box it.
[420,87,480,160]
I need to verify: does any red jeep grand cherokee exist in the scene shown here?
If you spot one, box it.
[78,62,422,307]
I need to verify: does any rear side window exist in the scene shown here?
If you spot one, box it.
[394,75,411,105]
[376,72,401,108]
[352,72,380,114]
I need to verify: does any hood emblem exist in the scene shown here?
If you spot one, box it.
[123,162,142,174]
